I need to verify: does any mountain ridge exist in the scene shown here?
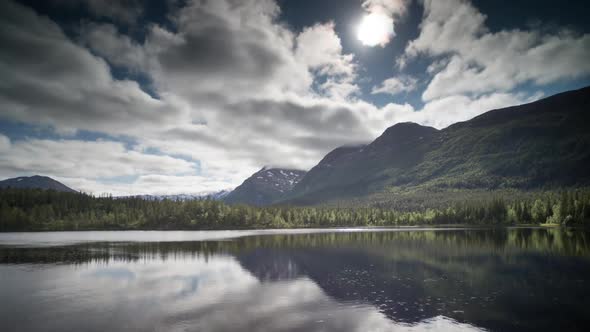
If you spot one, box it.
[279,86,590,205]
[128,190,231,201]
[0,175,77,193]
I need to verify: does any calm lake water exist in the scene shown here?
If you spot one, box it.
[1,228,589,332]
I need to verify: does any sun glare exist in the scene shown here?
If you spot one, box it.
[356,13,393,47]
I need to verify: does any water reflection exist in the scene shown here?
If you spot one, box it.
[1,228,589,332]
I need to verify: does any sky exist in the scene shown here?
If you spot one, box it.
[0,0,589,196]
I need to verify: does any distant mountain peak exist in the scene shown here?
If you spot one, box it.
[0,175,76,193]
[224,168,307,206]
[127,189,231,201]
[388,121,429,129]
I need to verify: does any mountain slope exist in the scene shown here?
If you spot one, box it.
[411,86,590,189]
[286,123,439,204]
[224,168,306,206]
[0,175,76,193]
[284,86,590,205]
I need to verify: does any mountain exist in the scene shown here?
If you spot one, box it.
[283,86,590,205]
[224,168,307,206]
[207,189,232,200]
[0,175,77,193]
[289,123,439,204]
[131,190,231,201]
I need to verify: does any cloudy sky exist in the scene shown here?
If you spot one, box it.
[1,0,589,195]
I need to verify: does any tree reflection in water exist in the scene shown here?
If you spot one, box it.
[1,228,589,331]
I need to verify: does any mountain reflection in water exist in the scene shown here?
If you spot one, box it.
[1,228,589,332]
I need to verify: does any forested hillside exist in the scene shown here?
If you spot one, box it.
[283,86,590,205]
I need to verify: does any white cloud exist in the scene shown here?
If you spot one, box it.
[296,22,359,99]
[296,23,356,78]
[382,91,542,129]
[401,0,590,101]
[0,137,197,180]
[372,76,418,95]
[0,134,10,151]
[80,23,150,71]
[59,175,234,196]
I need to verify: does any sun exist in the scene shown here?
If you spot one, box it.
[356,13,393,47]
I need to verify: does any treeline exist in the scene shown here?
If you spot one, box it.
[1,189,589,231]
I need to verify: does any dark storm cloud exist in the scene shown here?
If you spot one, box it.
[142,0,312,98]
[156,11,284,79]
[226,99,362,134]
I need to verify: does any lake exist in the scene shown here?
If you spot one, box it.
[1,227,589,331]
